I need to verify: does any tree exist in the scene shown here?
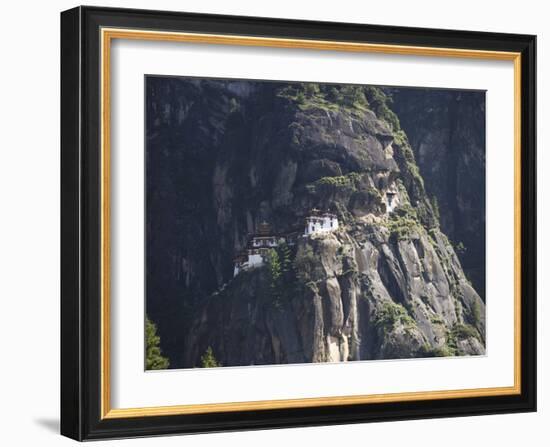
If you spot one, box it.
[145,316,170,370]
[277,242,292,275]
[364,86,401,131]
[327,86,343,103]
[455,241,467,255]
[295,90,306,104]
[266,248,282,306]
[339,86,367,108]
[304,83,320,97]
[200,346,222,368]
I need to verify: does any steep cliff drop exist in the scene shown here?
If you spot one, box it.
[390,88,486,299]
[146,79,486,368]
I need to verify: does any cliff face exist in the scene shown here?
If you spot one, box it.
[146,78,486,368]
[390,89,486,299]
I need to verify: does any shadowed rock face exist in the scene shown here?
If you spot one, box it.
[390,88,486,299]
[146,78,486,368]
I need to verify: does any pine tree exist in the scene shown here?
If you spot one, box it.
[200,346,222,368]
[266,248,282,306]
[145,316,170,370]
[278,242,292,275]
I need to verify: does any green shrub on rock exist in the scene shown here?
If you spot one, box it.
[375,301,416,333]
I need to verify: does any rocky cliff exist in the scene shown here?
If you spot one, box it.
[390,88,486,299]
[146,78,486,368]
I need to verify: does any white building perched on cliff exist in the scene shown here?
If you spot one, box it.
[233,222,281,277]
[233,213,340,277]
[304,212,339,236]
[385,184,399,214]
[233,248,267,277]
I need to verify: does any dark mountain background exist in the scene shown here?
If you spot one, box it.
[145,77,486,369]
[390,89,486,299]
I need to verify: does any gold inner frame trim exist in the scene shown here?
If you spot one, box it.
[100,27,522,420]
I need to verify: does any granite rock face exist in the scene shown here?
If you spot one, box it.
[146,79,486,368]
[390,89,486,299]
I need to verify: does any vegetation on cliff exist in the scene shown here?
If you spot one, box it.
[146,77,486,368]
[200,347,222,368]
[145,316,170,370]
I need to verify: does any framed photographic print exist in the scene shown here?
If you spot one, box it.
[60,6,536,441]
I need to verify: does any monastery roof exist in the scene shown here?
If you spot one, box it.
[306,213,337,219]
[257,221,272,236]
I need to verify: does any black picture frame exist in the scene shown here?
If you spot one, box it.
[61,5,536,441]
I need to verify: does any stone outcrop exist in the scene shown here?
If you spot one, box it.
[146,79,486,368]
